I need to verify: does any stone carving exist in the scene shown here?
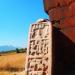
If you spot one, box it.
[25,19,52,75]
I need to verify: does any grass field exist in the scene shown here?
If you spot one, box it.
[0,53,26,75]
[0,71,25,75]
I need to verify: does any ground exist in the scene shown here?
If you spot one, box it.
[0,52,26,75]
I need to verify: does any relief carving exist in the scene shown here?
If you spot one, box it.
[25,19,51,75]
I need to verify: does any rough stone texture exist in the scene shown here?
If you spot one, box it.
[44,0,75,75]
[25,19,52,75]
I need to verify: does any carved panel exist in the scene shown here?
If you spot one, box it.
[25,21,52,75]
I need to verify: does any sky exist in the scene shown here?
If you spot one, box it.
[0,0,48,48]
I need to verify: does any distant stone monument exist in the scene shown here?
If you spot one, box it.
[25,19,52,75]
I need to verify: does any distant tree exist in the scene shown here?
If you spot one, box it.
[20,48,26,53]
[16,48,20,53]
[25,48,27,52]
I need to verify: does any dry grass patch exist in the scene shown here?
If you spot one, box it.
[0,71,12,75]
[0,53,26,71]
[0,71,25,75]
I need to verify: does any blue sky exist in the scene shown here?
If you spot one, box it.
[0,0,48,48]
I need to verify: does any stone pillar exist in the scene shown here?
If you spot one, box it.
[44,0,75,75]
[25,19,52,75]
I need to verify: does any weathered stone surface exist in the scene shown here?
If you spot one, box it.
[44,0,75,22]
[44,0,75,75]
[25,19,52,75]
[44,0,75,43]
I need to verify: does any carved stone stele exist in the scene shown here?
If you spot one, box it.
[25,19,52,75]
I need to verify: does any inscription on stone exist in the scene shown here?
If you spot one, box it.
[25,19,52,75]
